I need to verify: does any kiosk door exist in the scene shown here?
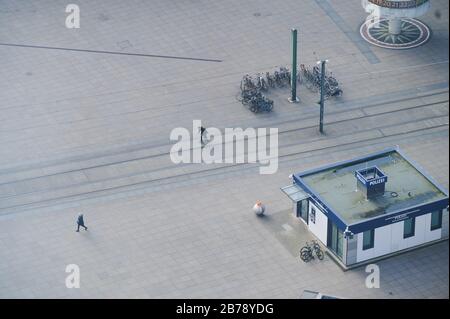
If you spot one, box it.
[297,200,309,224]
[281,184,310,222]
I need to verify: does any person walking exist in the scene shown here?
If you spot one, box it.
[76,214,88,232]
[199,126,207,144]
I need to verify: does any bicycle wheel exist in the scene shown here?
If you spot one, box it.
[328,77,338,87]
[316,249,324,260]
[300,251,311,262]
[297,73,304,85]
[300,246,310,254]
[276,79,284,88]
[241,96,249,105]
[261,79,268,91]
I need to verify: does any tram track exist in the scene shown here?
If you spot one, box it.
[0,123,447,216]
[0,87,447,215]
[0,94,447,185]
[0,86,447,146]
[0,109,447,215]
[3,102,445,187]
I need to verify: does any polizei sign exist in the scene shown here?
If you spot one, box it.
[368,176,387,186]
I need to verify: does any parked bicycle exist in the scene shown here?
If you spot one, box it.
[256,73,269,92]
[300,240,324,262]
[300,242,315,262]
[239,88,273,113]
[240,74,256,92]
[300,64,319,93]
[299,64,343,98]
[311,240,324,260]
[266,72,276,89]
[279,66,291,85]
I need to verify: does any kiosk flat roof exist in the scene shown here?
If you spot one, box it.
[297,149,448,225]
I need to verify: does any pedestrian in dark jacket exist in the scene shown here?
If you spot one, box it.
[199,126,207,144]
[76,214,88,232]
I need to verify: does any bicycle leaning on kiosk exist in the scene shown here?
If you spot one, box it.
[300,240,324,262]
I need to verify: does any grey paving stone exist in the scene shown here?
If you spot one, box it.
[0,0,448,299]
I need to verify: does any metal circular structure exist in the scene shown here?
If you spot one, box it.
[361,0,431,49]
[360,17,430,49]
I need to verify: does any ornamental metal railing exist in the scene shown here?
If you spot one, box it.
[368,0,429,9]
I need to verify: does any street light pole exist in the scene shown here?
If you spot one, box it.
[318,60,327,134]
[289,28,299,103]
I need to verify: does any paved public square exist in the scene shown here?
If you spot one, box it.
[0,0,448,298]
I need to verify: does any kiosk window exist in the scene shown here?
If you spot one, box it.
[362,229,375,250]
[431,210,443,231]
[403,217,416,239]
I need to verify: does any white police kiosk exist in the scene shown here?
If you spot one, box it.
[282,147,449,269]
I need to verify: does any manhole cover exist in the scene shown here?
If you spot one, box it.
[117,40,132,50]
[98,13,110,21]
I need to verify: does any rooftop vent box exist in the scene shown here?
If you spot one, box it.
[355,166,388,199]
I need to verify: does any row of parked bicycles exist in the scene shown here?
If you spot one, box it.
[238,65,343,114]
[299,64,343,98]
[239,87,274,113]
[237,67,293,113]
[240,67,291,93]
[300,240,324,262]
